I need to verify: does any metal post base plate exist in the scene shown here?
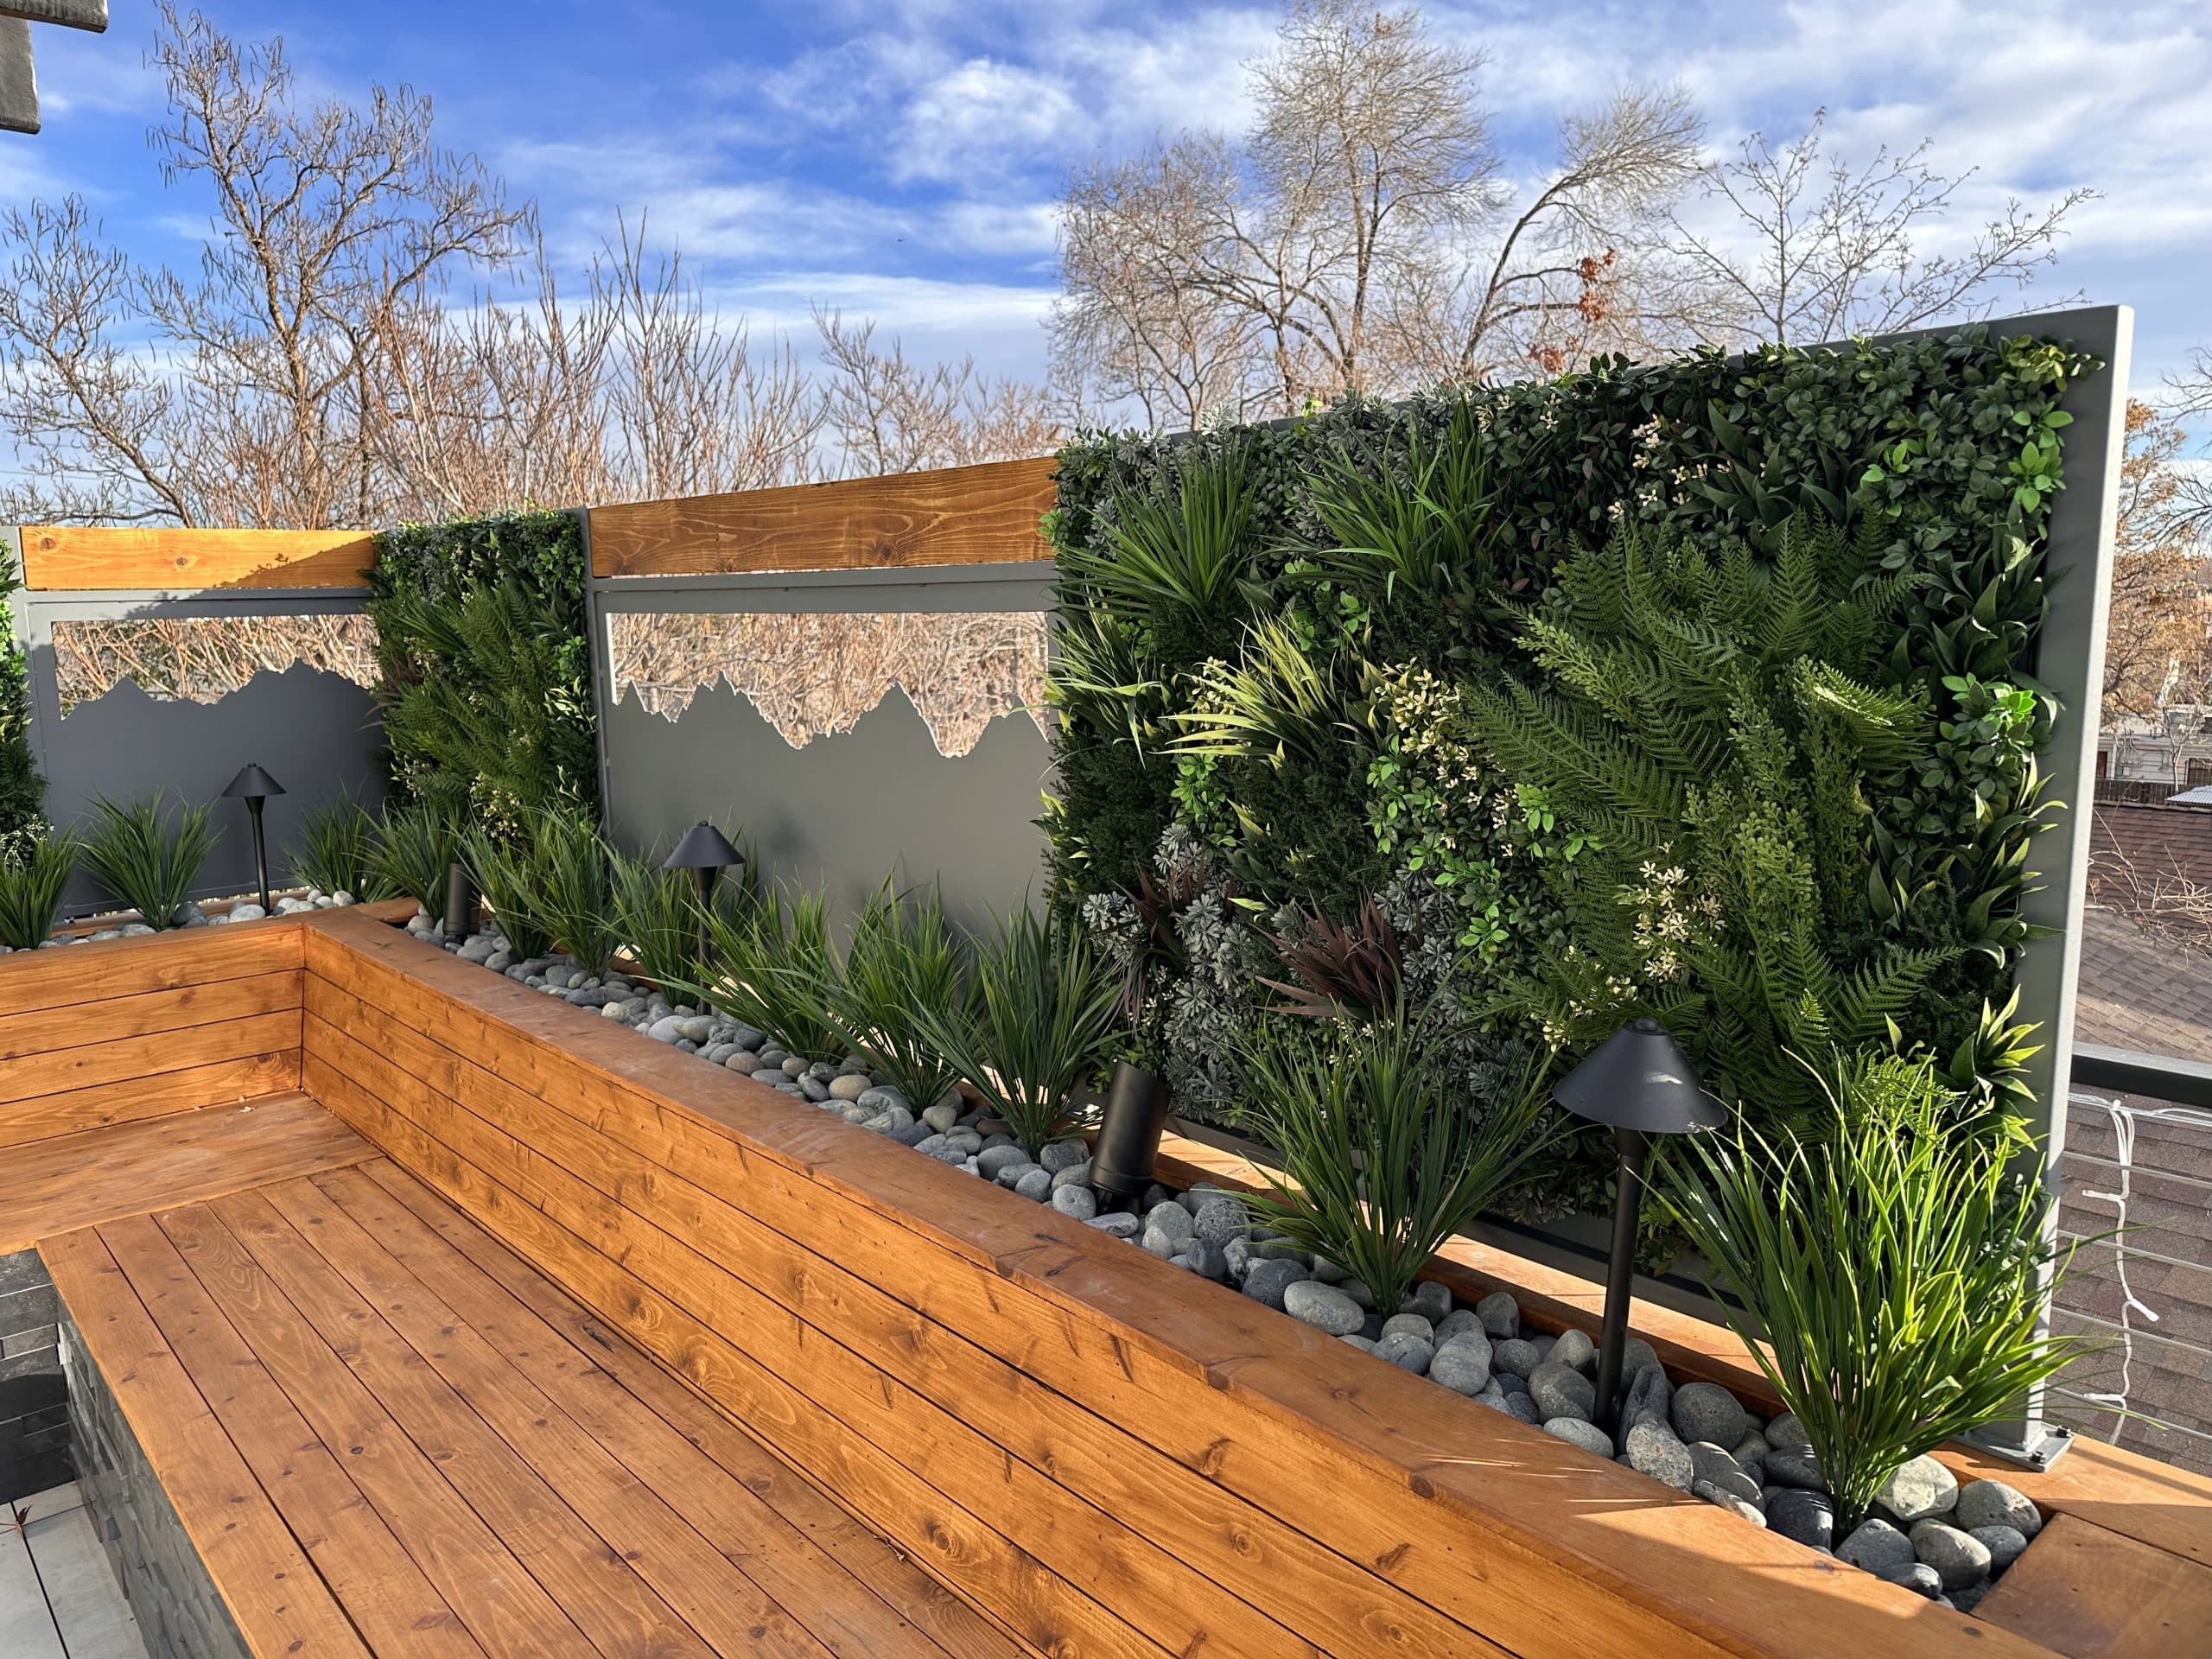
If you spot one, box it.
[1961,1420,2075,1472]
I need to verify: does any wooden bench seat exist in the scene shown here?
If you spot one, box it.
[44,1158,1027,1659]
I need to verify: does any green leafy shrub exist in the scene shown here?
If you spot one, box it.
[1462,515,1982,1113]
[1236,1007,1557,1317]
[0,543,41,861]
[912,904,1121,1155]
[81,794,214,928]
[0,829,79,949]
[373,802,459,925]
[683,885,845,1064]
[1656,1055,2088,1529]
[369,510,594,828]
[291,796,394,899]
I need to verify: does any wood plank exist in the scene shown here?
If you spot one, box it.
[587,455,1055,578]
[0,970,301,1064]
[206,1185,725,1659]
[302,1052,1157,1659]
[149,1200,606,1659]
[301,976,1685,1659]
[0,1010,301,1107]
[0,1051,298,1147]
[0,923,301,1018]
[37,1225,373,1657]
[18,524,376,590]
[340,1160,1027,1659]
[298,908,2058,1659]
[253,1173,841,1659]
[302,1023,1196,1657]
[1974,1512,2212,1657]
[3,1092,368,1252]
[97,1211,490,1659]
[307,992,1493,1659]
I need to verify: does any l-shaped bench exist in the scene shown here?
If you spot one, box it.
[5,905,2211,1659]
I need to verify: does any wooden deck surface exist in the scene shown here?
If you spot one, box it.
[0,1094,371,1253]
[42,1158,1029,1659]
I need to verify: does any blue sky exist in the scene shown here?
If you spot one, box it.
[7,0,2210,398]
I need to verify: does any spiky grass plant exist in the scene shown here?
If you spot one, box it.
[610,849,701,989]
[680,885,845,1062]
[81,794,214,928]
[814,882,975,1111]
[461,826,552,960]
[373,801,460,925]
[912,903,1121,1155]
[1655,1054,2091,1530]
[518,811,620,976]
[291,796,393,899]
[1060,444,1257,639]
[1235,1006,1559,1317]
[0,829,79,949]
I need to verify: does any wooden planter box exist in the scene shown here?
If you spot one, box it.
[270,906,2211,1659]
[17,912,2203,1658]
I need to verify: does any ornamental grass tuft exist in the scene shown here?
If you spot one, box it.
[82,793,214,928]
[912,902,1121,1155]
[1655,1053,2092,1531]
[680,884,846,1064]
[373,801,460,927]
[0,828,79,949]
[291,795,394,899]
[1235,1003,1557,1318]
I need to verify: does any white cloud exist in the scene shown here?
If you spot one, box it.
[896,56,1081,183]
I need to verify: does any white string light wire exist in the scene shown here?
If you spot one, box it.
[2069,1090,2212,1421]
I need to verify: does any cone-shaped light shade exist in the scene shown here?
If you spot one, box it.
[222,763,286,801]
[663,821,744,873]
[1553,1017,1724,1135]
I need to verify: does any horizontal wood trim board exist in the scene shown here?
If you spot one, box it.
[0,970,301,1065]
[295,908,2048,1659]
[0,1010,300,1107]
[0,924,302,1019]
[587,455,1058,577]
[18,524,378,589]
[0,1051,300,1148]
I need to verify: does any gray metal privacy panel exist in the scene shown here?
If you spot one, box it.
[593,561,1056,929]
[11,586,387,913]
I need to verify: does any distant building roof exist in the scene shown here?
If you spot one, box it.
[2075,906,2212,1060]
[2172,786,2212,806]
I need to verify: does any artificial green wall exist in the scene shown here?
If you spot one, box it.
[1046,325,2100,1216]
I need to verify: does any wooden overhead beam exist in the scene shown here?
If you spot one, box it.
[587,454,1058,579]
[17,524,378,589]
[0,2,109,29]
[0,17,35,135]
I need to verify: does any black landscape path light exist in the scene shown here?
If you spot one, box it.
[664,822,746,960]
[1090,1061,1170,1201]
[222,764,285,914]
[1554,1016,1724,1433]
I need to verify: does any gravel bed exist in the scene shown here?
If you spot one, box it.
[0,888,359,951]
[422,912,2045,1607]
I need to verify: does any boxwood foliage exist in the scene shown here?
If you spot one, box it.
[367,509,599,831]
[1046,325,2099,1208]
[0,540,41,859]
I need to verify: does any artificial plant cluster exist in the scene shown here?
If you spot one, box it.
[0,541,41,861]
[368,509,596,830]
[1045,325,2097,1214]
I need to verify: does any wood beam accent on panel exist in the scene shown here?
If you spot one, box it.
[587,454,1057,578]
[18,524,378,589]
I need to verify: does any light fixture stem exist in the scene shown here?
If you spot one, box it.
[692,864,718,963]
[246,797,270,914]
[1595,1124,1649,1435]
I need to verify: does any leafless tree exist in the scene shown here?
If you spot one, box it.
[1665,109,2093,347]
[2104,400,2211,721]
[1052,2,1703,423]
[815,308,1062,476]
[0,7,1046,531]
